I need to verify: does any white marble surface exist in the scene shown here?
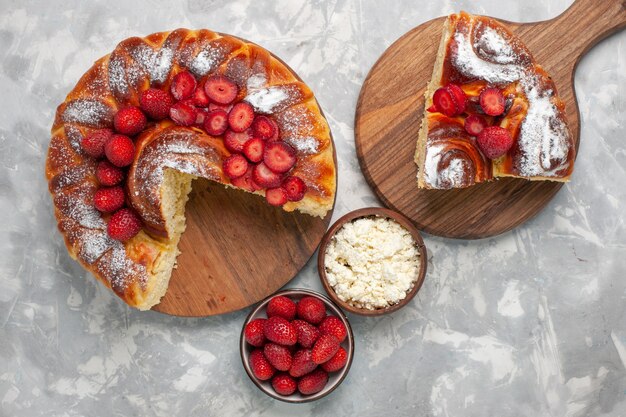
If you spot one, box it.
[1,0,625,415]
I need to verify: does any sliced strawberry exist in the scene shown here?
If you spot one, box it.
[93,186,125,213]
[139,88,174,120]
[267,117,280,141]
[113,106,146,136]
[107,208,142,242]
[223,129,252,153]
[96,160,125,186]
[228,102,255,133]
[231,166,258,192]
[432,88,457,117]
[479,87,505,116]
[445,83,467,114]
[265,187,288,206]
[203,109,229,136]
[170,70,197,101]
[464,114,488,136]
[281,176,307,202]
[426,104,438,113]
[243,137,265,163]
[251,116,276,140]
[195,108,209,126]
[477,126,514,159]
[81,129,113,158]
[263,142,296,174]
[204,75,238,105]
[104,134,135,167]
[208,102,233,113]
[169,101,198,126]
[223,154,249,179]
[252,162,284,189]
[191,83,210,107]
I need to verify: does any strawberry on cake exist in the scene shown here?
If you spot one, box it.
[46,29,336,310]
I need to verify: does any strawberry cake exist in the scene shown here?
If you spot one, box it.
[46,29,336,310]
[415,12,576,189]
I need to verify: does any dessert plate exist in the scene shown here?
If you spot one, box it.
[355,0,625,239]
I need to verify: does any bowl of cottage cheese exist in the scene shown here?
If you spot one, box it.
[318,208,427,315]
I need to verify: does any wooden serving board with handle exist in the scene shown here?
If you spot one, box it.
[355,0,626,239]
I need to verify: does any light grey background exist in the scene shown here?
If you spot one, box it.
[1,0,625,416]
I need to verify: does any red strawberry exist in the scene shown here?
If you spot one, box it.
[208,102,233,113]
[297,296,326,324]
[252,162,284,189]
[464,114,488,136]
[267,117,280,141]
[81,129,113,158]
[96,160,125,186]
[292,319,320,349]
[231,166,260,192]
[203,109,229,136]
[107,208,142,241]
[266,295,297,320]
[263,343,293,372]
[289,349,317,377]
[426,104,438,113]
[169,101,198,126]
[139,88,174,120]
[93,186,125,213]
[228,102,255,132]
[321,347,348,372]
[298,369,328,395]
[244,318,267,347]
[263,316,297,346]
[104,134,135,167]
[242,137,265,163]
[113,106,146,136]
[263,142,296,174]
[204,75,238,105]
[194,108,209,126]
[223,154,249,179]
[170,70,197,101]
[432,88,457,117]
[312,333,340,364]
[318,316,347,343]
[445,83,467,114]
[479,87,505,116]
[477,126,514,159]
[281,176,307,202]
[191,83,210,107]
[249,349,275,381]
[223,129,252,154]
[265,187,288,207]
[271,373,297,396]
[251,116,276,140]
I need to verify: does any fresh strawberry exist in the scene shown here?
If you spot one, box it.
[297,296,326,325]
[231,166,260,192]
[191,83,210,107]
[289,349,317,377]
[321,347,348,372]
[318,316,347,343]
[169,101,198,127]
[479,87,505,116]
[263,343,293,372]
[223,154,249,179]
[249,349,275,381]
[242,137,265,163]
[426,104,438,113]
[292,319,320,349]
[93,186,125,213]
[445,83,467,114]
[104,134,135,167]
[208,102,233,113]
[244,318,267,347]
[464,114,488,136]
[170,70,197,101]
[251,116,276,140]
[267,117,280,141]
[96,160,125,186]
[107,208,142,241]
[431,84,466,117]
[281,176,307,202]
[477,126,514,159]
[203,109,229,135]
[298,369,328,395]
[228,102,255,133]
[223,129,252,153]
[265,187,288,206]
[252,162,284,189]
[81,129,113,158]
[194,108,208,127]
[263,316,297,346]
[271,373,297,396]
[312,333,340,364]
[113,106,146,136]
[263,142,296,173]
[204,75,238,105]
[139,88,174,120]
[267,295,297,320]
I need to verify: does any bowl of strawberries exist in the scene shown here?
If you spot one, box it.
[240,288,354,403]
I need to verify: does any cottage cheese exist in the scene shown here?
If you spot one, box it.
[324,216,421,310]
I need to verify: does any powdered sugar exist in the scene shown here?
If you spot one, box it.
[62,99,113,127]
[189,46,223,76]
[77,229,115,264]
[130,43,174,84]
[245,86,289,113]
[424,144,471,188]
[475,26,516,64]
[246,74,267,90]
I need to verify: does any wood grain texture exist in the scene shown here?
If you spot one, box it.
[355,0,626,239]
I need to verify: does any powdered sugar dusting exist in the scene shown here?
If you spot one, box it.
[246,74,267,90]
[62,99,113,127]
[284,136,320,154]
[77,229,115,264]
[424,144,471,188]
[475,26,516,64]
[277,106,322,155]
[245,86,289,114]
[189,46,223,76]
[98,244,148,290]
[130,43,174,85]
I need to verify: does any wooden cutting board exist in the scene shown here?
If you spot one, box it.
[355,0,626,239]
